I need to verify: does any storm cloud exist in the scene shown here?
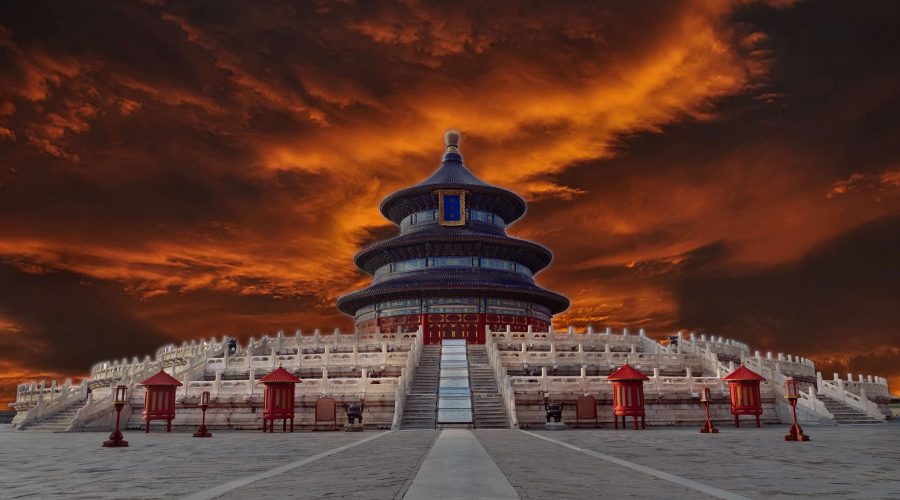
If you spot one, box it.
[0,0,899,402]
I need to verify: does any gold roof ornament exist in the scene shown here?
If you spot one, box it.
[444,129,461,153]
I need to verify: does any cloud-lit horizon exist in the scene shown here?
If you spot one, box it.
[1,0,899,403]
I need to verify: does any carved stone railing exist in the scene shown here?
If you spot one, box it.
[740,353,816,379]
[68,392,116,431]
[798,385,832,420]
[826,374,892,399]
[89,338,227,382]
[391,332,422,429]
[507,374,608,395]
[207,345,413,371]
[506,373,730,398]
[493,348,702,372]
[181,374,401,399]
[259,329,422,349]
[485,331,519,428]
[12,381,88,429]
[391,375,406,430]
[487,328,648,351]
[818,379,885,420]
[744,357,833,423]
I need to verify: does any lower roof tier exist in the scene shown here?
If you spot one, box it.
[336,272,570,316]
[354,230,553,275]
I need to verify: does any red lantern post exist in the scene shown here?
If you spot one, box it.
[723,365,765,428]
[608,364,649,430]
[193,391,212,438]
[784,378,810,442]
[699,387,718,433]
[140,370,183,433]
[102,385,129,447]
[260,366,300,432]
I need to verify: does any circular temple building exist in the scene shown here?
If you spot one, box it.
[337,131,569,344]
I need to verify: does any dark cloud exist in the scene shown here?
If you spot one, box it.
[0,260,169,373]
[675,216,900,359]
[0,0,899,403]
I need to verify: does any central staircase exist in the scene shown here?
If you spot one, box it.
[18,401,85,432]
[399,342,511,429]
[815,394,884,424]
[436,339,473,428]
[400,345,441,429]
[467,345,510,429]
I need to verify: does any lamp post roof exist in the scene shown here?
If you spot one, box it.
[723,365,766,382]
[607,363,650,381]
[259,366,301,384]
[140,370,183,387]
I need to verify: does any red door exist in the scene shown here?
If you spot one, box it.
[425,318,480,344]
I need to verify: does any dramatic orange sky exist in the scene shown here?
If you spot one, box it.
[1,0,899,404]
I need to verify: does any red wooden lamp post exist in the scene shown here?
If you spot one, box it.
[260,366,300,433]
[140,370,182,433]
[608,363,649,430]
[723,365,765,428]
[784,378,810,442]
[193,390,212,438]
[102,384,129,447]
[699,387,718,433]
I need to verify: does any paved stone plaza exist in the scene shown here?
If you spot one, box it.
[1,423,898,499]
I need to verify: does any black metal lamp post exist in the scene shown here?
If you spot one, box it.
[784,378,810,441]
[193,390,212,437]
[699,387,718,433]
[103,385,129,447]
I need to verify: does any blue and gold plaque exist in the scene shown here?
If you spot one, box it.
[437,189,467,226]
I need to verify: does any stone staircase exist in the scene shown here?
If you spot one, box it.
[816,394,884,424]
[400,345,441,429]
[18,402,85,432]
[467,345,510,429]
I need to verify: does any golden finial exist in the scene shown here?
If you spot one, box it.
[444,129,461,153]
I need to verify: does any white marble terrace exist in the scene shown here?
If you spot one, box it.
[482,326,890,427]
[12,328,422,431]
[9,325,892,431]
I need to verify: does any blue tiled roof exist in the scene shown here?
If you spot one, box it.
[418,155,490,186]
[380,150,527,225]
[336,269,570,316]
[338,131,570,318]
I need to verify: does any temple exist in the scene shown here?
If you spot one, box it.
[7,131,895,432]
[337,130,569,343]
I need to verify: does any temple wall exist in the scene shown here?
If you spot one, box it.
[123,395,397,431]
[514,397,781,428]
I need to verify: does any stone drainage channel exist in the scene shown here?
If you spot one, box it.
[436,339,473,427]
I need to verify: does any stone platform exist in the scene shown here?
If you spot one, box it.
[1,423,898,499]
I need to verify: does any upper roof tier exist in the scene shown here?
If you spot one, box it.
[380,131,527,225]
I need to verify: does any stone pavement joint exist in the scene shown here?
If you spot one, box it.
[394,430,442,499]
[181,431,389,500]
[404,429,519,500]
[3,424,899,499]
[218,430,439,500]
[520,430,749,500]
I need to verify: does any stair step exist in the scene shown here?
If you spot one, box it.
[401,346,442,429]
[813,394,885,424]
